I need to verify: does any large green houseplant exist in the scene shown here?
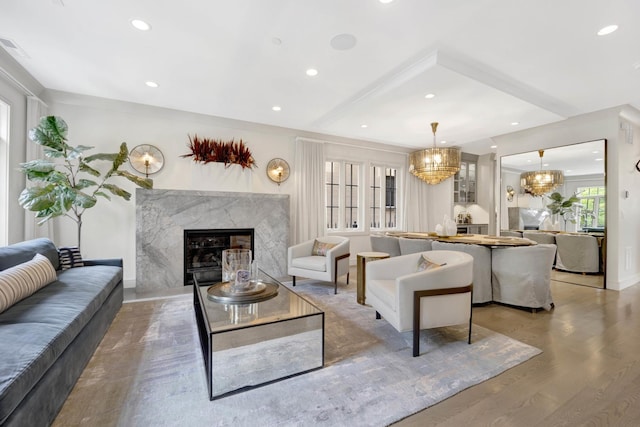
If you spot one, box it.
[19,116,153,249]
[546,191,580,228]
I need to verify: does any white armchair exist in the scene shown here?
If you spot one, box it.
[287,236,350,294]
[365,250,474,357]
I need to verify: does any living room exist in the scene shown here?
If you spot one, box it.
[2,1,640,425]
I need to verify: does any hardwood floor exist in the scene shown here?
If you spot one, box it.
[551,269,605,289]
[395,277,640,426]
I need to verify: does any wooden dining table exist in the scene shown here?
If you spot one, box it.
[390,232,536,247]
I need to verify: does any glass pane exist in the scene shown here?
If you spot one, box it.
[370,166,382,229]
[468,163,476,181]
[325,161,340,229]
[598,198,606,227]
[344,163,359,229]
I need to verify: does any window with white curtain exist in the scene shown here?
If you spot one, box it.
[325,160,361,230]
[0,99,9,245]
[324,160,401,232]
[370,166,398,229]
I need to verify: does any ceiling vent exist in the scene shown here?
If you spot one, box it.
[0,37,29,58]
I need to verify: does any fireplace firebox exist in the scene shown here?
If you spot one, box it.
[184,228,254,286]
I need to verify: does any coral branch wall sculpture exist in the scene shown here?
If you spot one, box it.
[181,134,256,169]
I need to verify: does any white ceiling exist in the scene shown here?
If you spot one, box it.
[1,0,639,155]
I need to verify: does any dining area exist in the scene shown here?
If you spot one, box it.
[370,232,556,312]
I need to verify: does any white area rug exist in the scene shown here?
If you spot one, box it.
[55,280,541,427]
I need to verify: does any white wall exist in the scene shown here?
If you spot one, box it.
[41,90,421,286]
[493,106,640,290]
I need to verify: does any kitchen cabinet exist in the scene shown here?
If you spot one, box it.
[453,153,478,204]
[456,224,488,235]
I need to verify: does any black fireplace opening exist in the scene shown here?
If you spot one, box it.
[184,228,254,286]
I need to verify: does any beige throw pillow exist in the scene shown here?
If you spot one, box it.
[0,253,57,314]
[311,239,337,256]
[416,254,444,272]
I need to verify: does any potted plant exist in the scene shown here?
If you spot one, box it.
[18,116,153,249]
[546,191,580,229]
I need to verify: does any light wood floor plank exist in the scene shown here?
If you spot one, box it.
[395,280,640,426]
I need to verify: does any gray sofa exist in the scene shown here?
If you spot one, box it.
[0,238,123,426]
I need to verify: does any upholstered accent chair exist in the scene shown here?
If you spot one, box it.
[370,234,401,257]
[491,243,557,311]
[365,250,474,357]
[555,234,600,273]
[287,236,350,294]
[431,241,492,304]
[398,237,433,255]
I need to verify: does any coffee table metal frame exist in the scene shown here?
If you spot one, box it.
[193,269,324,400]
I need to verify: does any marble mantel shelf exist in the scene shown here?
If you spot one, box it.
[136,189,289,292]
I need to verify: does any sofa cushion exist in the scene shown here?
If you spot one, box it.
[0,254,57,314]
[0,238,59,271]
[58,247,84,270]
[0,264,122,424]
[291,256,327,272]
[416,254,442,272]
[311,240,336,256]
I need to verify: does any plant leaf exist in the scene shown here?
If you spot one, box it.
[28,116,68,151]
[43,147,65,158]
[78,161,101,177]
[18,186,57,211]
[76,178,98,190]
[71,189,97,209]
[112,142,129,171]
[114,170,153,189]
[102,183,132,201]
[95,191,111,201]
[19,159,55,174]
[84,152,118,163]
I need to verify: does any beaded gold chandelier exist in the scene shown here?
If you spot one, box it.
[520,149,564,196]
[409,122,461,185]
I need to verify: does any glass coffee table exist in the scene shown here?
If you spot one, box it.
[193,269,324,400]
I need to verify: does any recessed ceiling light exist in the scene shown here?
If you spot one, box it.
[490,145,497,149]
[145,81,158,88]
[272,105,281,112]
[592,150,599,154]
[361,124,368,128]
[379,0,394,3]
[511,122,519,126]
[425,93,435,99]
[595,158,603,161]
[131,19,151,31]
[597,25,618,36]
[306,68,318,77]
[440,140,447,144]
[566,169,573,173]
[543,163,549,167]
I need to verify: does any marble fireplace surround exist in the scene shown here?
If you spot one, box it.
[136,189,289,291]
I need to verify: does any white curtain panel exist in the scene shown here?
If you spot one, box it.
[293,137,325,244]
[24,96,54,241]
[403,170,431,232]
